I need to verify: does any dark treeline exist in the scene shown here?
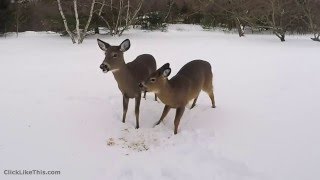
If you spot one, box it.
[0,0,319,43]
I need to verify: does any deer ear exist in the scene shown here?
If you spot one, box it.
[120,39,130,52]
[97,39,110,51]
[162,68,171,77]
[160,63,170,70]
[159,63,171,77]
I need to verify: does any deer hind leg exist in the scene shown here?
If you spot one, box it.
[190,95,199,109]
[154,105,171,127]
[174,107,185,135]
[208,91,216,108]
[122,95,129,123]
[135,95,141,129]
[204,87,216,108]
[204,79,216,108]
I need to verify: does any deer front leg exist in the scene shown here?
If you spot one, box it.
[135,95,141,129]
[190,95,199,109]
[122,95,129,123]
[154,105,171,127]
[143,91,146,99]
[174,107,185,135]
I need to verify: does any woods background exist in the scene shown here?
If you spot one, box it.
[0,0,319,42]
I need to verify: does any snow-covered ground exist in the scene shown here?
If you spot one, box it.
[0,25,319,180]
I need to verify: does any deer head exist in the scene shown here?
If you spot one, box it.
[97,39,131,73]
[139,63,171,93]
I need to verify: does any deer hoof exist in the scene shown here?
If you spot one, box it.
[153,122,160,127]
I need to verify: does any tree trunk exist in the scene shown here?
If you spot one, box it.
[94,27,99,34]
[15,2,19,37]
[78,0,96,44]
[311,33,320,42]
[73,0,81,44]
[4,23,7,38]
[118,0,143,36]
[163,0,174,23]
[56,0,76,43]
[235,17,244,37]
[274,30,286,42]
[97,0,112,34]
[280,35,285,42]
[114,0,123,35]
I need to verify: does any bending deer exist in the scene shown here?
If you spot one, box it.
[97,39,157,129]
[139,60,215,134]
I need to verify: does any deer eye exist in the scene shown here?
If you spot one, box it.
[113,54,118,58]
[150,78,156,83]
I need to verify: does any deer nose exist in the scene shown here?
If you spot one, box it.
[100,64,109,71]
[139,83,144,88]
[100,64,106,69]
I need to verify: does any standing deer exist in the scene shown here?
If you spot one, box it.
[97,39,157,129]
[139,60,215,134]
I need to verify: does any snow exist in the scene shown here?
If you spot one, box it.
[0,25,320,180]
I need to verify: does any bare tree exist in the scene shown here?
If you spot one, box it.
[212,0,255,37]
[4,0,320,41]
[119,0,143,35]
[13,0,29,37]
[163,0,174,23]
[200,0,258,37]
[56,0,75,43]
[96,0,143,36]
[295,0,320,41]
[249,0,299,41]
[0,0,9,35]
[56,0,96,44]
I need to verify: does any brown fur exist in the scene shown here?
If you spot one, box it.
[141,60,215,134]
[113,54,156,98]
[98,39,157,129]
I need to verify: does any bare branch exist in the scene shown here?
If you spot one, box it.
[56,0,76,43]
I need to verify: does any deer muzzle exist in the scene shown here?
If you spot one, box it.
[100,64,110,73]
[139,82,147,91]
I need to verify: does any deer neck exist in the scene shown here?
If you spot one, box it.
[112,64,138,96]
[156,79,175,104]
